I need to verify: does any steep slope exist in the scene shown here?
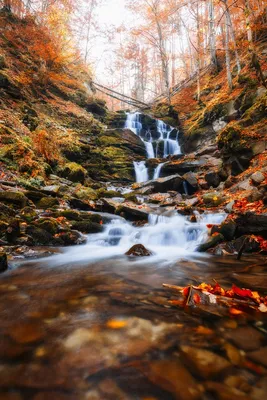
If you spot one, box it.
[0,9,144,188]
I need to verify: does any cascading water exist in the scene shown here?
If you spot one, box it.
[156,120,181,158]
[125,112,181,183]
[133,161,149,183]
[49,212,226,264]
[153,162,166,180]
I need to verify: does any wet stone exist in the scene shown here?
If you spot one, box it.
[247,347,267,368]
[0,252,8,272]
[141,359,202,400]
[180,346,231,379]
[125,244,153,257]
[205,381,252,400]
[225,326,264,351]
[8,322,45,344]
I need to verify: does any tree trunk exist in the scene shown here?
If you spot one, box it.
[208,0,218,70]
[225,13,233,91]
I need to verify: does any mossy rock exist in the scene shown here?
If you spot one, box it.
[70,221,103,234]
[84,96,107,117]
[35,218,60,235]
[202,192,225,207]
[153,102,178,122]
[60,162,87,184]
[97,188,121,198]
[242,92,267,125]
[20,206,38,222]
[26,226,53,245]
[58,210,81,221]
[197,233,224,252]
[38,197,60,209]
[201,103,227,126]
[217,124,250,155]
[123,193,139,203]
[106,111,127,128]
[237,74,257,88]
[54,230,85,246]
[0,191,28,208]
[74,186,98,201]
[234,88,257,115]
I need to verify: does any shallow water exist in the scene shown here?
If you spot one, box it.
[1,250,267,399]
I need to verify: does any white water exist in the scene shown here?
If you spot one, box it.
[125,112,181,183]
[157,120,181,158]
[46,212,226,264]
[133,161,149,183]
[153,162,165,180]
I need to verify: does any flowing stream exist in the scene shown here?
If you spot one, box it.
[125,112,181,183]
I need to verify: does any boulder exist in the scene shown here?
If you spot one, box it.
[205,171,221,188]
[38,197,60,209]
[116,202,151,221]
[60,162,87,183]
[197,233,224,252]
[211,220,237,241]
[0,191,28,208]
[68,198,95,211]
[135,174,183,194]
[202,192,225,207]
[26,226,54,245]
[235,213,267,238]
[183,172,198,188]
[251,171,265,185]
[162,160,203,175]
[54,230,86,246]
[125,244,152,257]
[0,252,8,273]
[6,218,20,243]
[20,207,38,222]
[70,221,103,234]
[34,218,60,235]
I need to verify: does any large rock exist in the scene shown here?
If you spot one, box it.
[135,174,183,194]
[197,233,224,252]
[205,171,221,188]
[162,160,203,175]
[235,213,267,238]
[0,191,28,208]
[125,244,152,257]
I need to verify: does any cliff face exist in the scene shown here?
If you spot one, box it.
[0,10,144,187]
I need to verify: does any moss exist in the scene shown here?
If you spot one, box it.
[123,193,139,203]
[241,92,267,125]
[60,162,87,183]
[106,111,127,128]
[74,186,98,201]
[35,218,59,235]
[201,103,227,126]
[26,225,53,245]
[70,220,103,234]
[0,191,28,208]
[217,124,250,154]
[237,74,258,88]
[97,188,121,198]
[58,210,81,220]
[84,96,107,118]
[20,206,38,222]
[38,197,59,209]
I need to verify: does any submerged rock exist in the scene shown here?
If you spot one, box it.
[0,252,8,272]
[125,244,152,257]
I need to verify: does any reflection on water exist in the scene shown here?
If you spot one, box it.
[1,252,267,399]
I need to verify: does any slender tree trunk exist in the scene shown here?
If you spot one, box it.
[208,0,218,69]
[225,14,233,91]
[222,0,241,74]
[196,2,201,102]
[244,0,266,87]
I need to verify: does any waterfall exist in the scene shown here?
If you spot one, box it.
[125,112,142,135]
[125,112,181,183]
[156,120,181,158]
[153,162,165,180]
[133,161,149,183]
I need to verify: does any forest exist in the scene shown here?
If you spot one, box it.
[0,0,267,399]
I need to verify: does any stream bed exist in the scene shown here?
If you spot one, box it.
[1,249,267,399]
